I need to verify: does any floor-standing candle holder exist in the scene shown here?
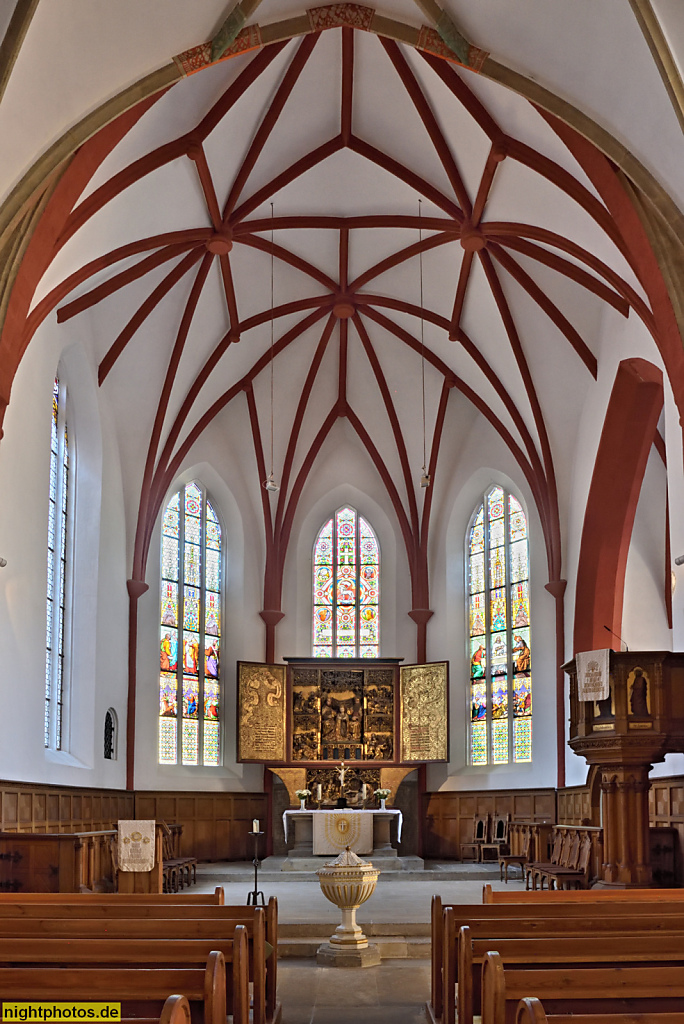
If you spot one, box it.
[247,830,265,906]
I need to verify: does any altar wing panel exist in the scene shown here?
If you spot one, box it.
[237,662,287,762]
[400,662,449,762]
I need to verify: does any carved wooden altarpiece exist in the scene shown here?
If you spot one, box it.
[237,659,448,805]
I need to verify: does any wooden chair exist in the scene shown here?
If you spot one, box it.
[481,813,510,862]
[499,826,531,881]
[160,822,196,890]
[524,829,565,890]
[461,813,489,862]
[541,833,592,890]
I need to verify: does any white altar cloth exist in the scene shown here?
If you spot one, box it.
[282,808,403,847]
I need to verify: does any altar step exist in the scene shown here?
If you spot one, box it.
[277,922,431,960]
[196,860,502,884]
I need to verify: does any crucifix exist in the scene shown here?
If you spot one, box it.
[337,761,346,796]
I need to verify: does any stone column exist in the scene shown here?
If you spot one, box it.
[600,774,617,883]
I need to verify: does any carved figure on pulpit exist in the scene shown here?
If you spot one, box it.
[629,667,650,716]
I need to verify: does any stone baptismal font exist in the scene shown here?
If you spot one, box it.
[316,846,380,967]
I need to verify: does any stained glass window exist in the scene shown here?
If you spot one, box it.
[159,483,222,765]
[313,506,379,658]
[45,377,70,749]
[467,488,532,765]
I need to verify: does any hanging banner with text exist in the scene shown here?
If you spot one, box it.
[117,820,155,872]
[576,648,610,701]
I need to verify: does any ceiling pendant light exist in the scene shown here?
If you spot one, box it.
[418,197,430,489]
[264,201,280,493]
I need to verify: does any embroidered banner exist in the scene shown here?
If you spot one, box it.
[576,649,610,701]
[118,820,156,872]
[313,810,373,855]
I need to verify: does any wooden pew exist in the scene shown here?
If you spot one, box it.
[429,896,684,1024]
[483,884,684,903]
[0,887,224,904]
[0,902,278,1024]
[146,994,191,1024]
[516,995,684,1024]
[0,948,237,1024]
[458,924,684,1024]
[481,951,684,1024]
[0,935,251,1024]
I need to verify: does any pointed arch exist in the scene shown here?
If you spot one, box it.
[467,485,532,766]
[574,358,664,653]
[313,505,380,657]
[159,480,222,766]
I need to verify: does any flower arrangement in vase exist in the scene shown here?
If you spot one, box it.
[374,788,391,811]
[295,788,311,811]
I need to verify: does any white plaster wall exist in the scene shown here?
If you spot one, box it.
[0,322,128,787]
[426,396,559,793]
[562,303,668,786]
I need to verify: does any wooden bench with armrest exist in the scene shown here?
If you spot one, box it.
[515,995,684,1024]
[483,884,684,903]
[0,948,237,1024]
[481,952,684,1024]
[429,896,684,1024]
[457,924,684,1024]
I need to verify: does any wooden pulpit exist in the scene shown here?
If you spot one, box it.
[564,651,684,886]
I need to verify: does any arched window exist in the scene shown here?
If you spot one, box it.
[468,485,531,765]
[313,506,380,658]
[104,708,117,760]
[159,482,221,766]
[45,376,71,749]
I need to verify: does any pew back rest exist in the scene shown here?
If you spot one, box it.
[0,950,227,1024]
[481,951,684,1024]
[483,885,684,903]
[0,889,224,905]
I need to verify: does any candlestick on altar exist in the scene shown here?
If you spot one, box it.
[317,783,322,804]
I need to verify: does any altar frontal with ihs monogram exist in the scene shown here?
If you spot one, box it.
[313,811,374,855]
[236,658,448,768]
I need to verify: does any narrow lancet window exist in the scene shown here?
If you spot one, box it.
[313,506,380,658]
[45,376,69,749]
[468,486,531,765]
[159,482,221,766]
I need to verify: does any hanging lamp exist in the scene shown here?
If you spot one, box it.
[264,201,280,493]
[418,198,430,489]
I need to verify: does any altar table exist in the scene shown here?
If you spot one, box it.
[283,809,403,857]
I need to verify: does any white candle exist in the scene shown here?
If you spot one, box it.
[362,783,367,800]
[253,819,259,833]
[317,784,322,801]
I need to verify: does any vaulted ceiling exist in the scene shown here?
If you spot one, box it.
[1,3,681,643]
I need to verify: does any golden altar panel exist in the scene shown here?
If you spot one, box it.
[238,662,287,762]
[400,661,448,761]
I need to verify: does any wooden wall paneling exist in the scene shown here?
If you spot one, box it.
[0,782,134,834]
[132,792,268,861]
[423,788,556,860]
[648,775,684,885]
